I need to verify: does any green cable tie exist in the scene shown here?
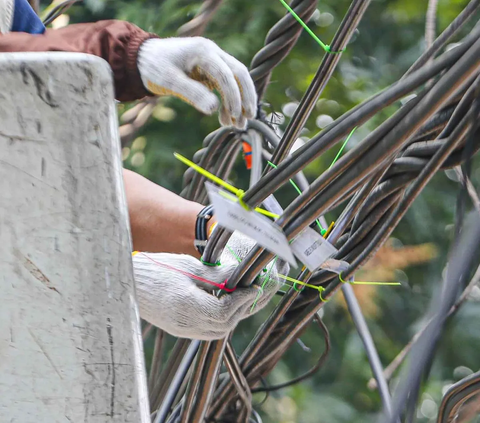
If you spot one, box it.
[226,245,242,263]
[267,161,324,232]
[278,0,344,55]
[292,282,302,292]
[250,256,279,313]
[328,127,357,170]
[325,45,346,54]
[200,257,222,267]
[227,245,268,274]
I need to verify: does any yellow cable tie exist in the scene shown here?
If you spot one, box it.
[132,251,139,256]
[338,272,401,286]
[175,153,401,289]
[175,152,280,219]
[175,152,240,195]
[318,286,329,303]
[256,208,280,219]
[236,189,250,211]
[323,221,335,238]
[278,274,331,303]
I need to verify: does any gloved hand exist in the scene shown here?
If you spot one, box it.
[133,232,288,340]
[137,37,257,129]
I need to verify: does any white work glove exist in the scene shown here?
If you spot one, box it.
[133,232,288,341]
[137,37,257,129]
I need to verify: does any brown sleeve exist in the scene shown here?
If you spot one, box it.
[0,20,158,101]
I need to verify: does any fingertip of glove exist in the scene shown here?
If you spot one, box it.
[198,93,220,115]
[243,101,257,120]
[219,106,232,127]
[219,108,249,130]
[232,115,247,130]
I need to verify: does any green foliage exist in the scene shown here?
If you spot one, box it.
[59,0,480,421]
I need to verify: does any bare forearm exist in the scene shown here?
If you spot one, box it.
[123,169,208,256]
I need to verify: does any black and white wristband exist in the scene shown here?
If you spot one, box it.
[194,204,214,256]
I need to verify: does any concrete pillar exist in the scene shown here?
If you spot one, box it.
[0,53,150,423]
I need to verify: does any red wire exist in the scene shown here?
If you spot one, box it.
[139,253,236,293]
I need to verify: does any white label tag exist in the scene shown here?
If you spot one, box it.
[262,194,284,217]
[205,183,296,267]
[291,227,337,271]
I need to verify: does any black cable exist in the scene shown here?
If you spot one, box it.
[453,76,480,247]
[405,0,480,76]
[251,314,330,393]
[194,204,214,257]
[153,340,200,423]
[330,67,479,285]
[240,30,479,208]
[226,36,480,290]
[342,283,394,416]
[252,377,270,407]
[408,79,480,417]
[243,107,478,388]
[381,212,480,423]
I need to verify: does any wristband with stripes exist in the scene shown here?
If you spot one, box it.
[194,204,214,256]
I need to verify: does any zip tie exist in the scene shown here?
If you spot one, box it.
[175,152,279,219]
[338,272,351,284]
[277,273,320,291]
[338,272,401,286]
[226,245,242,263]
[200,257,221,267]
[293,282,302,292]
[328,127,357,170]
[236,189,251,211]
[132,251,139,256]
[139,252,236,292]
[175,152,239,194]
[277,0,345,54]
[218,280,236,293]
[226,248,318,296]
[250,256,279,313]
[267,160,324,231]
[318,286,329,302]
[323,221,335,239]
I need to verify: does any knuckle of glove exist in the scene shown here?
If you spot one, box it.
[192,36,219,51]
[187,37,220,61]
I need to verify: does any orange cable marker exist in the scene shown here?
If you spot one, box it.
[242,141,252,169]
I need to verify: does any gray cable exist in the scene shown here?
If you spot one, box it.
[342,284,393,416]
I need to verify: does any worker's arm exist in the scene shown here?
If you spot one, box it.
[133,231,289,340]
[123,169,216,257]
[0,1,257,126]
[0,20,156,101]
